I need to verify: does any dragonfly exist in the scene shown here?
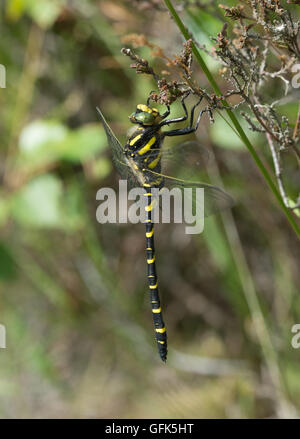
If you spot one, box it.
[96,93,233,362]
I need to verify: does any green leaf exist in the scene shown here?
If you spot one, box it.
[210,115,259,150]
[6,0,64,28]
[17,120,68,171]
[6,0,28,21]
[19,120,68,154]
[26,0,64,29]
[17,120,107,172]
[11,174,65,228]
[186,8,222,48]
[57,124,107,163]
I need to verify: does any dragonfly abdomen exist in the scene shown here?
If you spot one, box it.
[144,185,167,362]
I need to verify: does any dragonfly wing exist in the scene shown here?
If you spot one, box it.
[161,140,210,170]
[96,107,139,187]
[143,168,234,218]
[151,140,233,216]
[144,141,210,173]
[165,176,234,217]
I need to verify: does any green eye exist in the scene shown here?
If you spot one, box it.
[131,111,156,125]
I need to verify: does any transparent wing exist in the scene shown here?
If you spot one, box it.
[164,176,234,217]
[144,141,233,217]
[163,140,210,169]
[144,141,210,173]
[96,107,139,187]
[143,168,234,218]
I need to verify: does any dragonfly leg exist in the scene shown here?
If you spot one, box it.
[163,99,212,137]
[161,106,170,119]
[189,95,204,126]
[159,93,191,127]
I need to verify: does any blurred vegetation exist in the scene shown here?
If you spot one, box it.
[1,0,300,418]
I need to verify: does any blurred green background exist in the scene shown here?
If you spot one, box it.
[1,0,300,418]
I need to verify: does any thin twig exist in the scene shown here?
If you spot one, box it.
[293,102,300,141]
[266,132,290,208]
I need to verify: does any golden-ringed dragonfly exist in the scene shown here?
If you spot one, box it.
[96,93,233,362]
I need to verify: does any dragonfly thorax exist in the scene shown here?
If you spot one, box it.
[124,127,164,188]
[125,125,163,154]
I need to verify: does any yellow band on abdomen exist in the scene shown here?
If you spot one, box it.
[155,327,166,333]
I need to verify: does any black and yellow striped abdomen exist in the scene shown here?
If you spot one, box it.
[144,185,167,362]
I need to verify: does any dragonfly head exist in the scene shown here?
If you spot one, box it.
[129,104,162,126]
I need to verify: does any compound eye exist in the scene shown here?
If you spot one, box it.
[140,112,155,124]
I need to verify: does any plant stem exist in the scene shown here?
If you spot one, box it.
[164,0,300,240]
